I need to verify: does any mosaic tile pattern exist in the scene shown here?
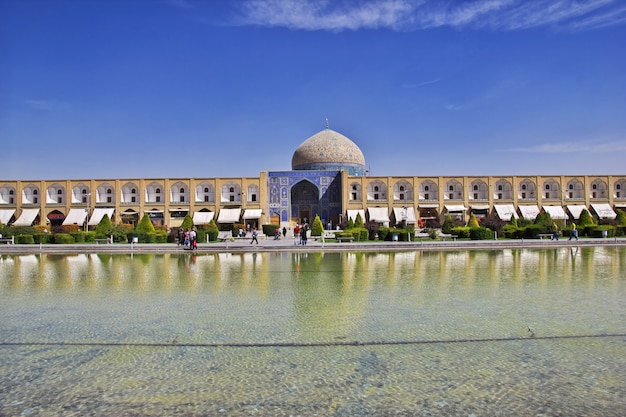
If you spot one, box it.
[292,128,366,170]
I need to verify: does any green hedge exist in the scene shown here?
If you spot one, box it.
[470,227,495,240]
[54,233,75,244]
[70,232,85,243]
[15,234,35,244]
[589,226,615,238]
[450,227,470,239]
[33,233,52,244]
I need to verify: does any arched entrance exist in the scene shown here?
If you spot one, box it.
[291,180,319,225]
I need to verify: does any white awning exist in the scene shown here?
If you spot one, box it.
[470,205,490,210]
[591,203,617,219]
[367,207,390,223]
[494,204,519,220]
[519,205,540,220]
[392,207,417,224]
[13,209,40,226]
[444,205,467,212]
[242,209,262,219]
[88,208,115,226]
[62,208,88,226]
[542,205,566,220]
[217,208,241,223]
[418,204,439,209]
[566,205,588,220]
[347,209,365,222]
[192,211,215,225]
[0,209,15,225]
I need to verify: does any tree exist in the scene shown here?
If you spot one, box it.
[181,214,193,230]
[136,213,156,233]
[616,209,626,226]
[534,211,552,228]
[577,209,595,227]
[354,213,364,228]
[442,214,454,234]
[311,214,323,236]
[467,212,479,228]
[95,214,113,236]
[347,217,355,229]
[509,214,518,228]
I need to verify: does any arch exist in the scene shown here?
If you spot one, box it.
[349,182,362,201]
[493,179,512,200]
[96,183,115,204]
[518,179,537,200]
[247,184,259,202]
[614,178,626,199]
[121,182,139,204]
[0,185,16,205]
[46,184,65,204]
[444,180,463,200]
[589,178,608,199]
[71,183,90,204]
[542,179,560,199]
[393,180,413,201]
[170,181,189,203]
[221,182,242,203]
[291,179,319,224]
[22,184,40,205]
[366,180,387,201]
[565,179,584,199]
[145,181,164,203]
[195,182,215,203]
[469,180,488,200]
[419,180,438,201]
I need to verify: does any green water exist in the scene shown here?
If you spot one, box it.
[1,248,624,416]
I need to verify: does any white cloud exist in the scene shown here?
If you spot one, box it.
[505,139,626,153]
[235,0,626,32]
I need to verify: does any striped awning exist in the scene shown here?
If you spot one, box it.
[591,203,617,219]
[217,208,241,223]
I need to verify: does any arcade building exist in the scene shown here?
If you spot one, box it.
[1,124,625,230]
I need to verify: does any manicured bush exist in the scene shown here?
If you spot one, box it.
[616,209,626,226]
[502,224,519,239]
[578,209,595,227]
[95,214,113,236]
[262,224,276,236]
[84,231,96,242]
[377,227,389,241]
[311,215,324,237]
[181,214,193,231]
[70,231,85,243]
[15,234,35,244]
[33,233,52,244]
[470,227,494,240]
[523,224,545,239]
[136,213,156,234]
[450,227,470,239]
[53,233,75,244]
[467,213,479,228]
[590,226,615,238]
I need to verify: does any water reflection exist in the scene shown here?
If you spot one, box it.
[0,247,624,416]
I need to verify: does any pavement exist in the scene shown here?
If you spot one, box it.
[1,235,625,254]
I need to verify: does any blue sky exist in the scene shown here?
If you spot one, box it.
[1,0,625,180]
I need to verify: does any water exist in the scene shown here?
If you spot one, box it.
[1,248,624,416]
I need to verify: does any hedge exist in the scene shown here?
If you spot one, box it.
[470,227,495,240]
[54,233,75,244]
[15,234,35,244]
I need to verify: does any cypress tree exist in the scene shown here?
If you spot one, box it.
[95,214,113,235]
[577,209,595,227]
[467,212,479,228]
[354,213,364,228]
[616,209,626,226]
[311,214,323,236]
[136,213,156,233]
[181,214,193,230]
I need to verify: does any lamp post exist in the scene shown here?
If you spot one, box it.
[84,192,91,232]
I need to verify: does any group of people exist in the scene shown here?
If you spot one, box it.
[551,222,579,241]
[178,228,197,250]
[293,223,309,245]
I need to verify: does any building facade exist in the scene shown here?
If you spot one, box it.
[1,126,625,230]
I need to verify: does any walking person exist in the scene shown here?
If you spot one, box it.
[250,228,259,244]
[569,223,579,241]
[190,228,197,250]
[551,221,559,240]
[294,224,300,246]
[300,224,308,245]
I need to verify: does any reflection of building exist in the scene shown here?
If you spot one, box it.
[1,122,624,229]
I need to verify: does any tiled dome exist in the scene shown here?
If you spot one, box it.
[291,128,366,175]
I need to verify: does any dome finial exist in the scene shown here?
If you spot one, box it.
[325,118,329,129]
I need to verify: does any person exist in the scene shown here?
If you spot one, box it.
[282,226,287,238]
[189,228,197,250]
[300,223,308,245]
[178,228,185,246]
[551,221,559,241]
[184,229,190,247]
[294,224,300,245]
[569,223,579,241]
[250,228,259,244]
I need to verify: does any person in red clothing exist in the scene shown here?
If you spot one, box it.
[294,224,300,245]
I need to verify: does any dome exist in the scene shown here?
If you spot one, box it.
[291,128,366,175]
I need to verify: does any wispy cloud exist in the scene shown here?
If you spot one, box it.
[24,99,70,112]
[403,78,442,89]
[235,0,626,32]
[505,139,626,153]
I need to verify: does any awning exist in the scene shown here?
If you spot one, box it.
[347,209,365,222]
[519,205,540,220]
[591,203,617,219]
[392,207,417,224]
[13,209,40,226]
[121,209,138,216]
[470,205,490,211]
[62,208,88,226]
[444,205,467,212]
[367,207,390,223]
[217,208,241,223]
[242,209,262,219]
[418,204,439,209]
[88,208,115,226]
[494,204,519,220]
[566,205,588,220]
[192,211,215,225]
[0,209,15,225]
[542,205,566,220]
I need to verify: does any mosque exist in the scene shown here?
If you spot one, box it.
[1,122,624,230]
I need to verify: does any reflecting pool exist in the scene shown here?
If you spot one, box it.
[1,247,625,416]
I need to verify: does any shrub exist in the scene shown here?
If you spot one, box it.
[54,233,75,244]
[502,224,519,239]
[84,231,96,242]
[15,234,35,244]
[578,209,595,227]
[96,214,113,236]
[615,209,626,226]
[311,215,324,237]
[467,213,479,228]
[262,224,276,236]
[354,213,364,229]
[470,227,494,240]
[450,227,470,239]
[69,232,85,243]
[377,227,389,241]
[33,233,52,244]
[181,214,193,230]
[136,213,156,234]
[590,226,615,238]
[523,224,545,238]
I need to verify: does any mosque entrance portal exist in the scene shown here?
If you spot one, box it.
[291,180,318,225]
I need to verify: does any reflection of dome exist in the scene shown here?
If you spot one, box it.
[291,128,366,175]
